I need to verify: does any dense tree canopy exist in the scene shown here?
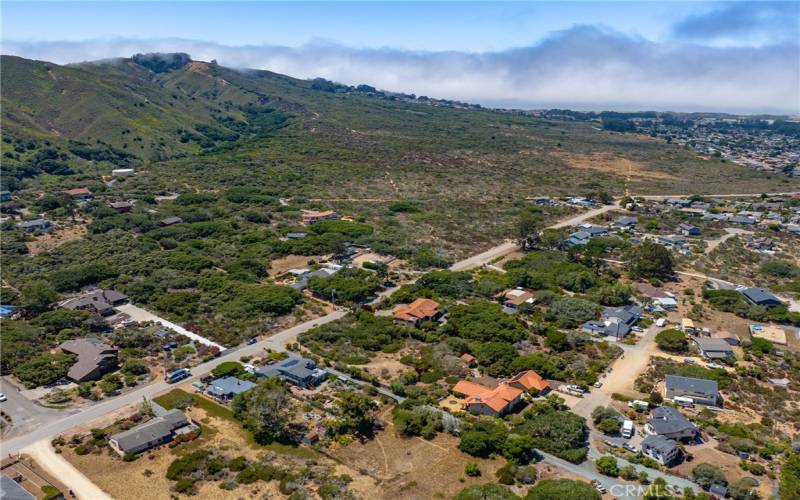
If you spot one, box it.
[627,242,674,280]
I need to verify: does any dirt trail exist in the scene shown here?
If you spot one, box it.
[23,440,112,500]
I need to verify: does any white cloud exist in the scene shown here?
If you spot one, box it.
[3,26,798,114]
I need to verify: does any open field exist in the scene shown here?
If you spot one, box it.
[333,419,506,499]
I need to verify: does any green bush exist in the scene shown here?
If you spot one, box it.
[464,462,481,477]
[595,456,619,477]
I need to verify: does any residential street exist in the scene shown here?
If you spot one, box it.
[0,379,73,438]
[0,310,347,455]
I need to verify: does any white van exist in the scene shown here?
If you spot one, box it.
[622,420,635,438]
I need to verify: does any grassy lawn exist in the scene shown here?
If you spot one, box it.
[154,388,235,422]
[153,388,317,458]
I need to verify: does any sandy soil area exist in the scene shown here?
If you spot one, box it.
[269,255,327,277]
[333,416,505,499]
[27,223,87,254]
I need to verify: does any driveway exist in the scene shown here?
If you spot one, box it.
[548,204,618,229]
[573,324,662,419]
[23,440,112,500]
[116,303,225,350]
[0,309,347,455]
[450,240,518,271]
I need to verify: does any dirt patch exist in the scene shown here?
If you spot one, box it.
[360,352,409,381]
[333,423,505,499]
[269,254,327,277]
[553,151,679,181]
[674,447,769,497]
[27,222,87,254]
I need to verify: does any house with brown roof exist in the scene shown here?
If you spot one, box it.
[109,201,133,213]
[302,210,340,225]
[502,288,535,312]
[60,338,118,382]
[394,298,441,328]
[460,353,477,368]
[60,289,128,316]
[65,187,93,200]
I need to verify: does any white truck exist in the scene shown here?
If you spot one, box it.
[628,399,650,411]
[622,419,635,438]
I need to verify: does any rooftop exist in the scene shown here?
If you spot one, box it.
[394,298,440,323]
[665,375,719,397]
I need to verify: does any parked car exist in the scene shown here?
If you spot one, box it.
[247,337,258,345]
[684,358,697,364]
[0,393,7,402]
[593,381,603,388]
[707,363,724,369]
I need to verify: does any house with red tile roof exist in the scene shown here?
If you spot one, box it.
[451,370,550,417]
[302,210,341,225]
[507,370,550,395]
[393,298,441,328]
[65,187,93,200]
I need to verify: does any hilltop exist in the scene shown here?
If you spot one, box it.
[2,53,798,252]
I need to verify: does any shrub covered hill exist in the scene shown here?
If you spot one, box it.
[2,52,797,253]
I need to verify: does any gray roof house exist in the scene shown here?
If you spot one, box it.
[257,356,327,388]
[741,287,784,308]
[656,234,687,247]
[565,230,592,247]
[109,409,194,456]
[206,376,257,400]
[641,434,682,466]
[59,338,118,382]
[730,216,756,225]
[159,216,183,226]
[60,289,128,316]
[0,476,35,500]
[611,216,638,229]
[677,222,701,236]
[646,406,698,440]
[582,225,609,236]
[15,218,53,233]
[693,338,734,360]
[665,375,720,406]
[582,304,641,339]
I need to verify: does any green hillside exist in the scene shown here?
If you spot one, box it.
[2,53,798,253]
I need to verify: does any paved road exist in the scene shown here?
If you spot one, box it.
[0,379,73,438]
[116,303,225,350]
[0,310,347,455]
[23,440,112,500]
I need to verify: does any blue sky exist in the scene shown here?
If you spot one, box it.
[2,1,799,113]
[2,2,704,51]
